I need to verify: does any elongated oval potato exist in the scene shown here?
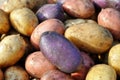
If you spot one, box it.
[65,23,113,54]
[108,43,120,76]
[4,66,29,80]
[0,34,26,68]
[10,8,39,36]
[0,9,10,34]
[40,31,83,73]
[85,64,116,80]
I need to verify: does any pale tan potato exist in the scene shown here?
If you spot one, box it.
[108,43,120,76]
[10,7,39,36]
[85,64,117,80]
[0,69,4,80]
[4,66,29,80]
[0,9,10,34]
[65,23,113,54]
[0,34,26,68]
[0,0,47,14]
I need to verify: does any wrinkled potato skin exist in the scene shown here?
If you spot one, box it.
[0,34,26,68]
[4,66,29,80]
[108,44,120,76]
[65,23,113,54]
[0,0,44,14]
[0,9,10,34]
[10,8,39,36]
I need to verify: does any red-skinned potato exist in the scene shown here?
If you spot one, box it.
[4,66,29,80]
[62,0,95,18]
[31,19,65,50]
[25,51,56,78]
[41,70,74,80]
[0,69,3,80]
[98,8,120,40]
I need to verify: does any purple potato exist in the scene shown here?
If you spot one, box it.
[39,31,83,73]
[36,3,65,22]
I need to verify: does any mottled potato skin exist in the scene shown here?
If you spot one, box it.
[40,31,83,73]
[65,23,113,54]
[0,9,10,34]
[0,0,42,14]
[41,70,74,80]
[31,19,65,50]
[25,51,56,78]
[108,44,120,76]
[98,8,120,40]
[62,0,95,18]
[0,34,26,68]
[85,64,116,80]
[10,8,38,36]
[4,66,29,80]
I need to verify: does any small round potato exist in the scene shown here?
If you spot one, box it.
[10,7,39,36]
[86,64,117,80]
[4,66,29,80]
[108,43,120,76]
[0,34,26,68]
[65,23,113,54]
[0,9,10,34]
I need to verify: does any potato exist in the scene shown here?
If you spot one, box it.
[65,19,97,29]
[98,8,120,40]
[31,19,65,50]
[65,23,113,54]
[62,0,95,18]
[0,34,26,68]
[40,31,83,73]
[108,43,120,76]
[25,51,56,78]
[0,9,10,34]
[4,66,29,80]
[10,7,39,36]
[0,69,3,80]
[41,70,74,80]
[0,0,45,14]
[85,64,116,80]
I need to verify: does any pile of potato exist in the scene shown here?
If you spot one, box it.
[0,0,120,80]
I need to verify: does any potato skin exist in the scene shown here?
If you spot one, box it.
[41,70,74,80]
[65,23,113,54]
[10,8,39,36]
[108,44,120,76]
[98,8,120,40]
[0,9,10,34]
[62,0,95,18]
[0,69,3,80]
[40,31,83,73]
[25,51,56,78]
[0,34,26,68]
[4,66,29,80]
[31,19,65,50]
[85,64,116,80]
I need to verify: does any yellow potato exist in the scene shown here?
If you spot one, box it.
[0,0,46,14]
[65,23,113,54]
[10,8,39,36]
[86,64,116,80]
[0,9,10,34]
[0,34,26,68]
[108,43,120,76]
